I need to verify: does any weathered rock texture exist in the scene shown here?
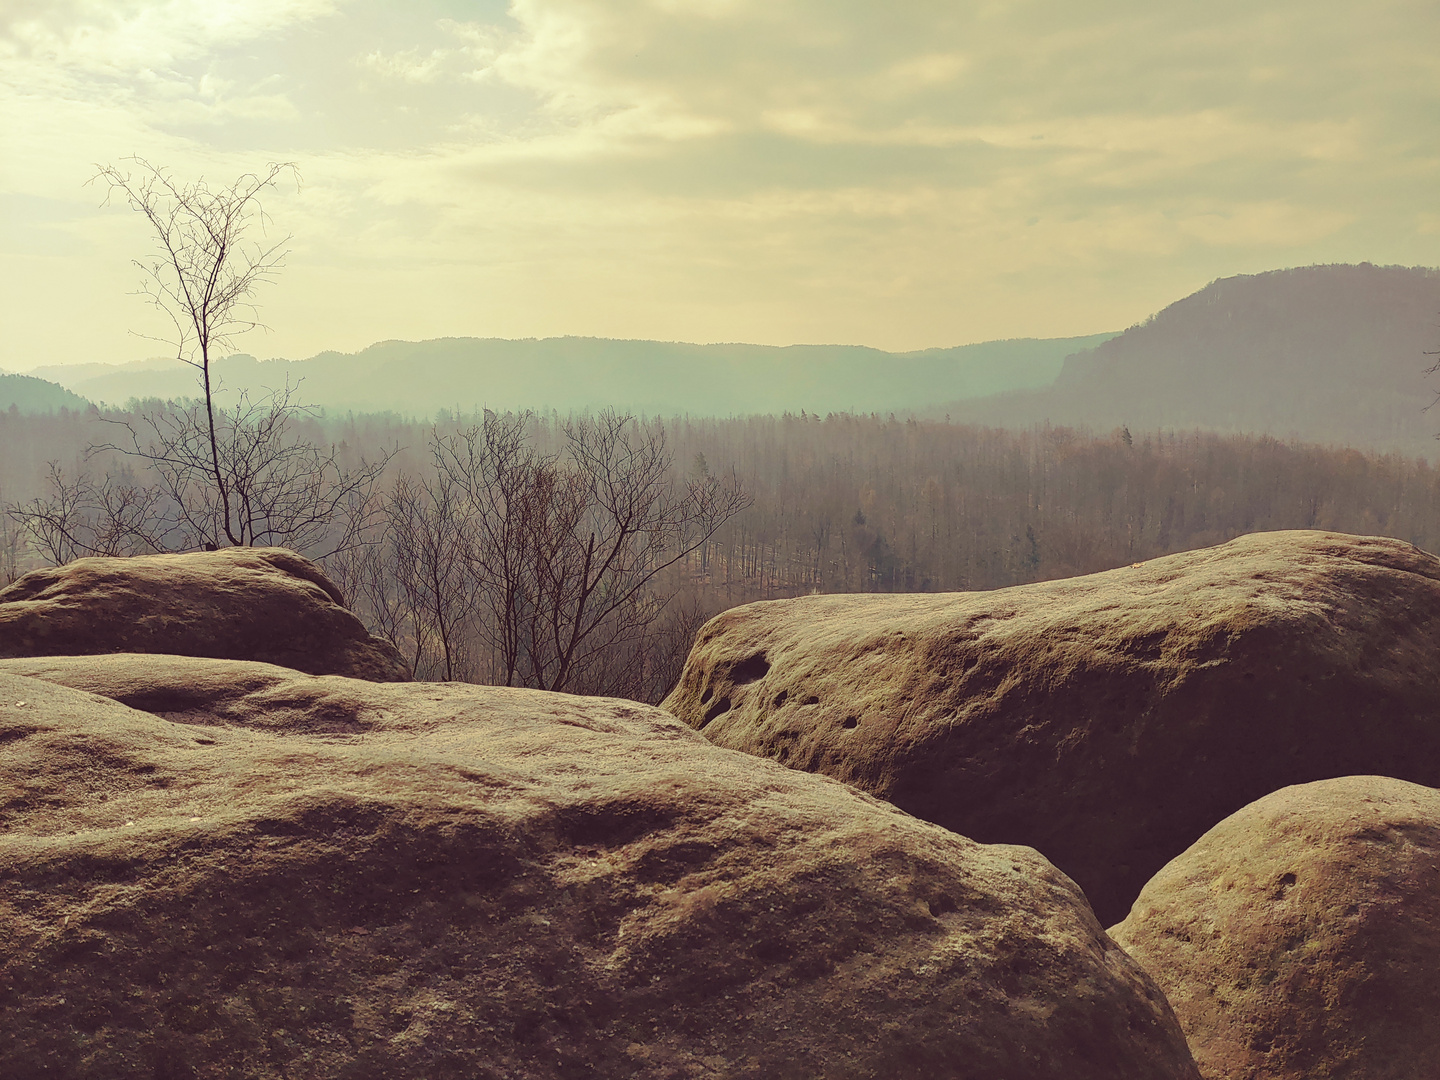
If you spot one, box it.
[1110,776,1440,1080]
[662,530,1440,925]
[0,547,409,682]
[0,655,1201,1080]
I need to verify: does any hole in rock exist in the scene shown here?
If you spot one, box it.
[1129,631,1167,660]
[842,716,859,730]
[632,840,721,884]
[773,690,789,708]
[700,687,713,705]
[927,894,957,917]
[803,696,820,706]
[562,802,675,848]
[730,653,770,684]
[700,697,732,727]
[754,937,796,964]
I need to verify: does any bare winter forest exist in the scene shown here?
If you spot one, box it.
[7,400,1440,703]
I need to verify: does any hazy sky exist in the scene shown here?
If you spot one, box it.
[2,0,1438,367]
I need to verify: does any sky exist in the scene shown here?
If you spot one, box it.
[1,0,1438,368]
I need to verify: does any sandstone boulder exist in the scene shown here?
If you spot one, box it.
[662,530,1440,924]
[0,655,1200,1079]
[1110,776,1440,1080]
[0,547,409,681]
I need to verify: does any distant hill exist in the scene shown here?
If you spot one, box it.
[26,263,1439,451]
[0,373,91,414]
[26,334,1117,417]
[944,264,1440,456]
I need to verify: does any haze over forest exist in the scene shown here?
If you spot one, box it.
[4,0,1440,688]
[5,261,1440,677]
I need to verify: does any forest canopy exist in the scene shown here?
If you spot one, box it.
[7,405,1440,701]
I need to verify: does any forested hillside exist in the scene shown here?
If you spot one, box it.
[669,413,1440,599]
[293,412,1440,699]
[949,264,1440,456]
[9,404,1440,700]
[25,263,1440,457]
[0,373,90,415]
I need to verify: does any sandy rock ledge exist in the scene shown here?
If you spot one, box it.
[663,530,1440,924]
[0,656,1199,1079]
[1110,775,1440,1080]
[0,547,409,682]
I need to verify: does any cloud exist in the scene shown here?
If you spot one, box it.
[465,0,1434,150]
[358,47,451,84]
[2,0,339,75]
[0,0,337,147]
[357,20,517,87]
[2,0,1438,366]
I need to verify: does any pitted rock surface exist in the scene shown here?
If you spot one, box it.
[1111,776,1440,1080]
[0,547,408,681]
[662,530,1440,923]
[0,656,1200,1080]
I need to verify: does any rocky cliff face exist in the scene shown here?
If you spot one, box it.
[0,547,409,682]
[0,654,1200,1080]
[663,530,1440,924]
[1111,776,1440,1080]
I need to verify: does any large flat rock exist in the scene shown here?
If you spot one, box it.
[0,655,1199,1079]
[0,547,409,682]
[661,530,1440,924]
[1110,776,1440,1080]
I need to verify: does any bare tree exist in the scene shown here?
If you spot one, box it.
[534,412,748,692]
[572,589,721,702]
[324,518,414,661]
[428,410,750,694]
[382,471,475,681]
[0,486,26,585]
[7,158,389,563]
[8,463,168,563]
[91,386,385,555]
[430,413,555,686]
[94,157,298,548]
[343,410,748,694]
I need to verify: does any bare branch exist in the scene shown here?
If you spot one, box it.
[400,409,750,694]
[92,157,301,545]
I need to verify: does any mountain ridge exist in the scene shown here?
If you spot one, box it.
[942,263,1440,457]
[16,263,1440,457]
[24,333,1116,418]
